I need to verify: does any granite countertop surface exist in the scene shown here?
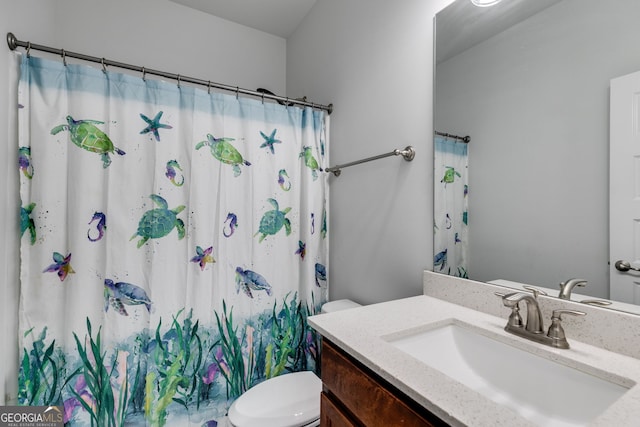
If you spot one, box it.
[308,295,640,427]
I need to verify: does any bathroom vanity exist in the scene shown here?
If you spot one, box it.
[308,272,640,427]
[320,339,446,426]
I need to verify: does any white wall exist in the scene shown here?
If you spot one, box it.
[288,0,453,304]
[435,0,640,298]
[52,0,286,93]
[0,0,286,404]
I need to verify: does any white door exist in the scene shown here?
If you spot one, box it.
[610,70,640,304]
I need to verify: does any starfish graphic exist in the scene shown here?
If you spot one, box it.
[191,246,215,271]
[43,251,75,281]
[140,111,173,141]
[259,129,282,154]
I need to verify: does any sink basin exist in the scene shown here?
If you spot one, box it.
[386,321,631,427]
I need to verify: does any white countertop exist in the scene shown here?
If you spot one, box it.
[308,295,640,427]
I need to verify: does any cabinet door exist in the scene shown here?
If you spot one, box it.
[321,340,447,427]
[320,392,358,427]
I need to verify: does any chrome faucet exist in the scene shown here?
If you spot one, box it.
[558,278,587,299]
[501,292,544,333]
[497,291,585,349]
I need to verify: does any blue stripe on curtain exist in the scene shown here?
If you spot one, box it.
[21,55,324,127]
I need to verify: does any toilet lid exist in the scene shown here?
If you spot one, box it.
[228,371,321,427]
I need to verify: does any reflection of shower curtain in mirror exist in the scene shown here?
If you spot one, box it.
[434,136,468,277]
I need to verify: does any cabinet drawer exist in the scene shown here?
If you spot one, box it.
[321,339,447,427]
[321,392,358,427]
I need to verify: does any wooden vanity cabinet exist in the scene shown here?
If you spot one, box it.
[320,339,449,427]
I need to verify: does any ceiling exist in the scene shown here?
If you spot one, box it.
[170,0,317,38]
[171,0,562,56]
[436,0,561,64]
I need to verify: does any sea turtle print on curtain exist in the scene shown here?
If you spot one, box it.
[16,53,329,426]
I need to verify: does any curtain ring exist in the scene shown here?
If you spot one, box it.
[61,49,67,66]
[177,74,181,88]
[141,66,146,81]
[285,97,289,109]
[236,86,239,100]
[207,80,211,94]
[26,42,31,58]
[101,58,107,74]
[261,92,265,104]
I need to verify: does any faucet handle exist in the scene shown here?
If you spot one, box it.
[551,309,586,319]
[495,292,524,328]
[547,309,586,349]
[499,291,535,307]
[522,285,547,297]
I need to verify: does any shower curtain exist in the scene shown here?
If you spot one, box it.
[16,53,329,426]
[433,136,468,278]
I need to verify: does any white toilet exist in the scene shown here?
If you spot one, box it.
[228,299,361,427]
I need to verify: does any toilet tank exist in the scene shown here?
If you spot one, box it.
[320,299,361,314]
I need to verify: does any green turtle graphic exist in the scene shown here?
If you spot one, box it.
[299,146,320,180]
[131,194,185,248]
[441,166,461,184]
[51,115,125,168]
[196,133,251,177]
[255,198,291,242]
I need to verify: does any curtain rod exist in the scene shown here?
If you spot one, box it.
[435,131,470,143]
[325,146,415,177]
[6,32,333,114]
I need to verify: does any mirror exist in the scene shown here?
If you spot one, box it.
[434,0,640,314]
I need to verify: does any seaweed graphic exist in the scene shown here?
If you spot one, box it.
[212,301,254,399]
[18,327,65,406]
[17,294,324,425]
[128,335,149,414]
[144,358,186,426]
[264,293,320,378]
[144,308,205,426]
[209,294,321,401]
[68,318,130,427]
